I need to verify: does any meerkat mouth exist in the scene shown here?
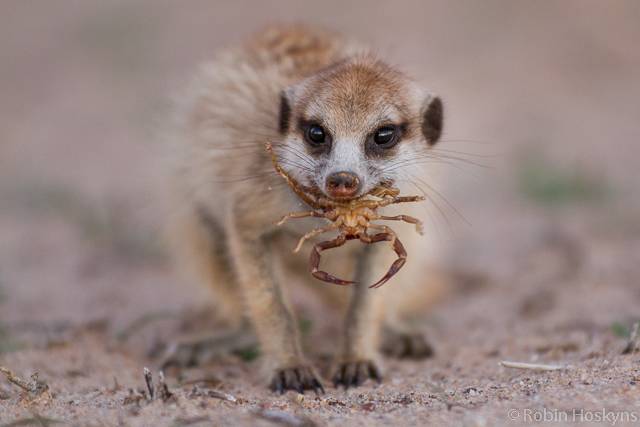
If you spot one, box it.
[295,180,360,203]
[318,181,397,203]
[298,179,360,202]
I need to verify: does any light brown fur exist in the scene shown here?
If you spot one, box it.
[164,25,446,392]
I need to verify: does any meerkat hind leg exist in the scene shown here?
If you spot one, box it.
[160,322,257,368]
[169,206,245,321]
[160,207,253,367]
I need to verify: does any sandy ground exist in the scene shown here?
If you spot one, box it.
[1,1,640,426]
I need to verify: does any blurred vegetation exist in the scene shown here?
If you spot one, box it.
[0,275,21,354]
[611,321,634,338]
[2,181,164,265]
[0,325,21,354]
[517,153,610,207]
[234,345,260,362]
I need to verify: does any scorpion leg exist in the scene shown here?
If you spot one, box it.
[367,224,396,243]
[363,230,407,289]
[310,234,357,285]
[369,185,400,198]
[358,195,425,210]
[358,232,372,243]
[293,224,338,253]
[276,210,323,226]
[378,214,424,235]
[391,195,425,204]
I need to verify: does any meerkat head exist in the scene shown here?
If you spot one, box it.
[276,55,443,201]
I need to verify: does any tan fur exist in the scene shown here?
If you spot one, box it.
[164,25,446,390]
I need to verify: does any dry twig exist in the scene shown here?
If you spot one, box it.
[132,368,175,404]
[179,374,223,388]
[188,385,237,403]
[499,361,566,371]
[622,321,640,354]
[205,389,237,403]
[156,371,175,402]
[0,367,49,395]
[143,367,154,400]
[123,388,146,406]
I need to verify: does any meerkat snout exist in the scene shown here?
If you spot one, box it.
[325,171,361,199]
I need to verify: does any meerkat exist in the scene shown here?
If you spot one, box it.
[164,25,445,393]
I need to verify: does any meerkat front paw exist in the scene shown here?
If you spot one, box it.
[332,360,382,389]
[269,365,325,395]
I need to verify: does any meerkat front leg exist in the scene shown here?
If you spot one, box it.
[332,245,386,388]
[227,209,323,394]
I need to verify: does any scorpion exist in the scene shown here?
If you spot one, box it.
[266,143,426,288]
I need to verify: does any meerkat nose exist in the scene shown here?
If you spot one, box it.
[326,171,360,199]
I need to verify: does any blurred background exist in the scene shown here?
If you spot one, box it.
[2,0,639,326]
[0,0,639,422]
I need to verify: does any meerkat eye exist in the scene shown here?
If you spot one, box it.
[373,126,398,147]
[306,124,327,145]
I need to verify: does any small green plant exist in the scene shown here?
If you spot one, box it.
[234,345,260,362]
[517,153,609,207]
[0,276,16,353]
[0,324,22,354]
[5,182,164,264]
[611,322,630,338]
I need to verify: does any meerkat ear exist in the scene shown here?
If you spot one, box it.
[279,85,302,135]
[278,90,292,134]
[420,95,443,145]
